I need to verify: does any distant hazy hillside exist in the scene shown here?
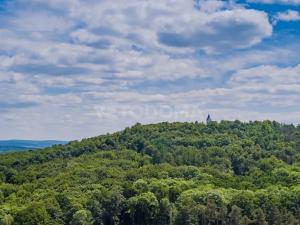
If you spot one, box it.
[0,140,68,152]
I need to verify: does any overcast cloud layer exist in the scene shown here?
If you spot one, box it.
[0,0,300,140]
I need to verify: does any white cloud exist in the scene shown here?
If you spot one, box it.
[157,9,272,53]
[12,12,72,33]
[0,55,29,68]
[0,0,274,81]
[1,0,300,140]
[275,10,300,22]
[248,0,300,4]
[9,0,272,54]
[70,29,102,44]
[197,0,228,13]
[229,64,300,86]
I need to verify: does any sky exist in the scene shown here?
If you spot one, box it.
[0,0,300,140]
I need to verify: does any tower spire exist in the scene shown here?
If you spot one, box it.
[206,114,212,123]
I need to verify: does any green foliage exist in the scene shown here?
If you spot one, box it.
[71,210,93,225]
[0,121,300,224]
[128,192,159,225]
[1,214,13,225]
[14,202,52,225]
[228,205,243,225]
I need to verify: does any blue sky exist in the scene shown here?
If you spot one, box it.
[0,0,300,140]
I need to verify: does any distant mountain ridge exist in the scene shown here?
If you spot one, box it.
[0,140,68,152]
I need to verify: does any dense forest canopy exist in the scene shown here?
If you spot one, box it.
[1,120,300,225]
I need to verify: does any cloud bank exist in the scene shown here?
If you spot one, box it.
[0,0,299,139]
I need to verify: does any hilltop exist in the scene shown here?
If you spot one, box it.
[0,121,300,225]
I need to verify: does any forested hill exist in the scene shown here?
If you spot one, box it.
[1,121,300,225]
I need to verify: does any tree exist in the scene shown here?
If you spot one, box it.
[205,199,219,225]
[284,211,298,225]
[240,215,252,225]
[0,191,3,204]
[175,200,205,225]
[1,214,13,225]
[155,198,174,225]
[71,210,93,225]
[87,188,125,225]
[255,209,268,225]
[149,180,169,200]
[229,205,242,225]
[14,202,52,225]
[269,207,282,225]
[56,194,76,224]
[133,179,148,194]
[128,192,159,225]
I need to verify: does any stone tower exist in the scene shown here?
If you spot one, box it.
[206,114,212,123]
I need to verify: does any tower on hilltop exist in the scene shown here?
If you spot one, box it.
[206,114,212,124]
